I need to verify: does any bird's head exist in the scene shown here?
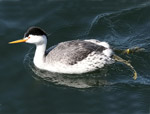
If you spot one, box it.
[9,27,47,45]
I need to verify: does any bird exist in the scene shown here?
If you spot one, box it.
[9,26,137,79]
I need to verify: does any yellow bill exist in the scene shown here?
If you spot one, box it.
[9,38,27,44]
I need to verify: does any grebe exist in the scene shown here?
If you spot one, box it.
[9,27,137,79]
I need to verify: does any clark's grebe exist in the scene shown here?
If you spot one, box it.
[9,27,137,79]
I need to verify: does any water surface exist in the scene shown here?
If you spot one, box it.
[0,0,150,113]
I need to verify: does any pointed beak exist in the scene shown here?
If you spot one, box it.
[9,38,28,44]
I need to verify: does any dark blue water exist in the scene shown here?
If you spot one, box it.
[0,0,150,114]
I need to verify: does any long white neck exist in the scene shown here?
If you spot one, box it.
[33,43,46,69]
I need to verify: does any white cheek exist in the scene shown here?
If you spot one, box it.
[25,35,46,45]
[26,37,35,44]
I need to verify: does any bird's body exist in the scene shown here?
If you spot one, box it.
[35,39,114,74]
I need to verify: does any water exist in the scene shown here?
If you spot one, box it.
[0,0,150,113]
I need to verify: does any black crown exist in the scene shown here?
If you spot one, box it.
[24,27,47,38]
